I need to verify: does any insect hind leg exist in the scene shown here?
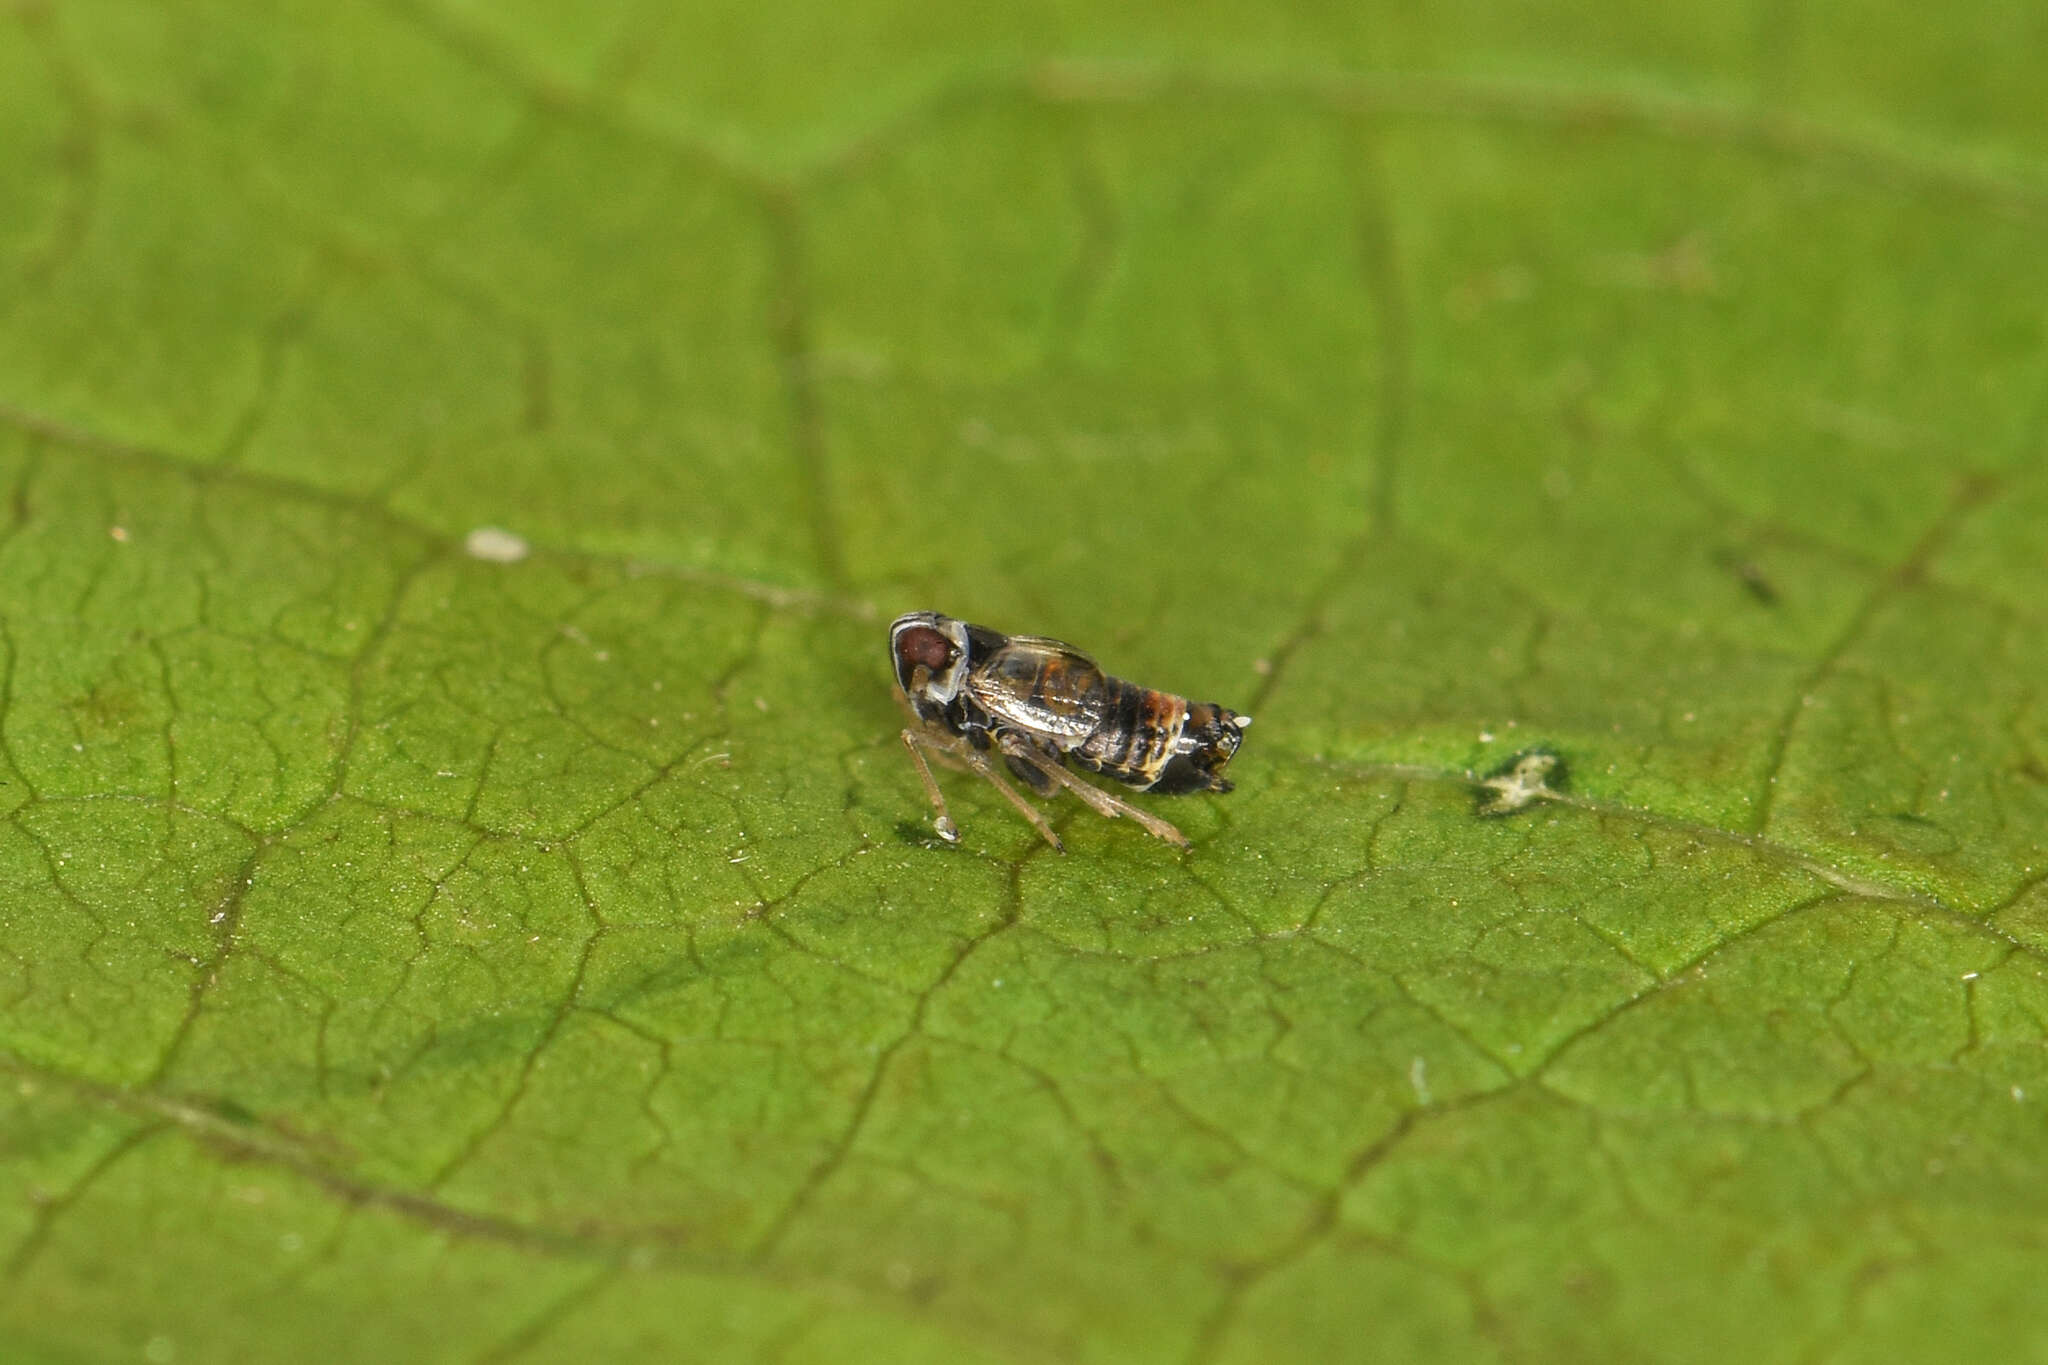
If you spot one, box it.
[996,734,1190,849]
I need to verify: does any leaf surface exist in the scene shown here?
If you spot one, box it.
[2,3,2047,1362]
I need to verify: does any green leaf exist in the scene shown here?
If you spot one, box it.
[3,2,2047,1361]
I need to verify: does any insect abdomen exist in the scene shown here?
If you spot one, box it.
[1068,678,1187,789]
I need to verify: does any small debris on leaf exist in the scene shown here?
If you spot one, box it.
[464,526,531,563]
[1475,746,1567,817]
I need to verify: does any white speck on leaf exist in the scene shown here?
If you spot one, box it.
[1409,1056,1432,1105]
[464,526,531,563]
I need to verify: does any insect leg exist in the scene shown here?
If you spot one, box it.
[957,745,1065,852]
[903,729,1066,852]
[899,728,961,843]
[998,736,1190,849]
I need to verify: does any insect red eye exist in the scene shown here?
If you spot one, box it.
[896,626,953,671]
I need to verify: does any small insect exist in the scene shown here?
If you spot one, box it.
[889,611,1251,850]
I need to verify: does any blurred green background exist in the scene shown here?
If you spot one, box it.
[3,1,2047,1361]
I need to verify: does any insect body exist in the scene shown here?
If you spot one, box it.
[889,611,1251,850]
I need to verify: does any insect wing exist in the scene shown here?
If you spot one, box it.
[965,637,1107,741]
